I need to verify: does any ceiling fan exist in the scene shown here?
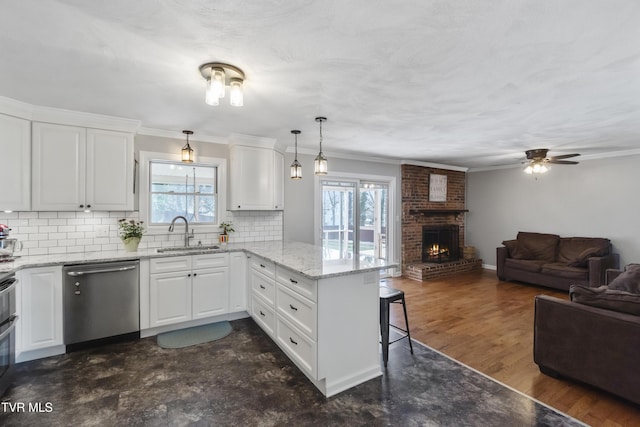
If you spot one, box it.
[523,148,580,174]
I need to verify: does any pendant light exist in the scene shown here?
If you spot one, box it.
[181,130,194,163]
[314,117,328,175]
[290,130,302,180]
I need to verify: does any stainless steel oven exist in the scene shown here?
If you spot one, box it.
[0,272,18,397]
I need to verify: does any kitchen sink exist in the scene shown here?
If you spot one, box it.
[156,245,220,253]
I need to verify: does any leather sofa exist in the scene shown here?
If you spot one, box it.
[497,232,619,291]
[533,265,640,405]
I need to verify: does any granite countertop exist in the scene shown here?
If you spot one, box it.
[0,240,397,280]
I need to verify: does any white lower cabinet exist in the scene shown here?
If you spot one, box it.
[16,266,64,362]
[229,252,247,312]
[149,254,229,328]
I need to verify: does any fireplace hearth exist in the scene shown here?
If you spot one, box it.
[422,225,459,263]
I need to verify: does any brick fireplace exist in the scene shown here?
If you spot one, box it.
[401,163,481,280]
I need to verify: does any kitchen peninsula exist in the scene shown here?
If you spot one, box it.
[5,240,397,397]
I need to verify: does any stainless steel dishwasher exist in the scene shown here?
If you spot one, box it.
[63,260,140,351]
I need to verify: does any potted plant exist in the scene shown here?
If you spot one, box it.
[219,221,234,244]
[118,219,145,252]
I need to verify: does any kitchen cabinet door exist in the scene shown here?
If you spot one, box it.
[32,122,86,211]
[86,128,134,210]
[192,267,229,319]
[229,145,275,210]
[16,266,63,355]
[0,114,31,211]
[273,150,284,210]
[32,122,134,211]
[229,252,247,312]
[149,272,191,327]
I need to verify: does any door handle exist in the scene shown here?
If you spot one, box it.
[66,265,137,276]
[0,315,18,341]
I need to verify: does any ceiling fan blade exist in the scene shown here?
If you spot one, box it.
[548,160,579,165]
[549,153,580,160]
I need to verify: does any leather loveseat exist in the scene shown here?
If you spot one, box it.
[497,232,619,291]
[534,265,640,405]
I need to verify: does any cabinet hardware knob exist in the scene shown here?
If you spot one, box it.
[193,273,197,277]
[87,204,91,208]
[289,278,298,284]
[79,204,84,208]
[260,264,266,268]
[259,284,266,290]
[289,304,298,311]
[188,273,191,277]
[237,205,241,208]
[259,311,265,317]
[289,337,298,345]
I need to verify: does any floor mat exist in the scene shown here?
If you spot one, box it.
[156,321,232,348]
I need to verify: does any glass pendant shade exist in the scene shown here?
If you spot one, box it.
[181,130,194,163]
[291,159,302,179]
[314,152,328,175]
[205,77,220,106]
[229,78,243,107]
[211,67,226,99]
[314,117,328,175]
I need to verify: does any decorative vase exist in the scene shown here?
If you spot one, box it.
[122,237,141,252]
[219,233,229,244]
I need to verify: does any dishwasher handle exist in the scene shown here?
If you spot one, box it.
[66,265,137,277]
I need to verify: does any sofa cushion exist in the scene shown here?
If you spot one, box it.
[570,284,640,316]
[516,232,559,262]
[501,240,530,260]
[540,262,589,280]
[608,268,640,294]
[557,237,610,266]
[504,258,546,273]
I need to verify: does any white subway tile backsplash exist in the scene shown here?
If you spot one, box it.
[1,210,283,256]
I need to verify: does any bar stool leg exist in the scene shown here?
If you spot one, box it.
[380,297,390,368]
[401,295,413,354]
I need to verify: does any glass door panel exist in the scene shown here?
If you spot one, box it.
[359,182,388,261]
[321,181,355,259]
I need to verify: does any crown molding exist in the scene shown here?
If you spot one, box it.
[400,159,469,172]
[0,95,141,132]
[228,133,277,149]
[137,127,228,144]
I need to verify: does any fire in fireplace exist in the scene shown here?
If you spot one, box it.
[422,225,460,263]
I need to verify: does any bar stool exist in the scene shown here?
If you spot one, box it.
[379,285,413,367]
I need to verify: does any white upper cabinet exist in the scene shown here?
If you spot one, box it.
[0,113,31,211]
[229,136,284,211]
[32,122,134,211]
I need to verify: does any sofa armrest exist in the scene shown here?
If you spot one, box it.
[606,268,623,285]
[588,253,620,287]
[496,246,509,280]
[534,295,640,405]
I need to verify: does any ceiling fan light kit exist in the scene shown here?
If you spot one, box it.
[523,148,580,175]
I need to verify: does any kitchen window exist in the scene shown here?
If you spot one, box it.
[149,161,217,225]
[139,151,227,233]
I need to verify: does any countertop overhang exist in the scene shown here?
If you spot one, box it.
[0,240,398,280]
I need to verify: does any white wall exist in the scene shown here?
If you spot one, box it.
[466,154,640,268]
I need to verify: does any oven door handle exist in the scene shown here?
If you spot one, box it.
[66,265,137,276]
[0,279,17,298]
[0,315,18,341]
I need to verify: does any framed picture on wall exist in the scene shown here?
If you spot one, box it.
[429,174,447,202]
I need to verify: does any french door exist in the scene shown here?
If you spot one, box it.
[319,179,389,264]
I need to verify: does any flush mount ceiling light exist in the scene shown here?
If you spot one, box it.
[290,130,302,180]
[314,117,328,175]
[181,130,194,163]
[199,62,245,107]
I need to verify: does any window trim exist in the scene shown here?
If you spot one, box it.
[139,151,227,235]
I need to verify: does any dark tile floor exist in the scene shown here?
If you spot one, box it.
[1,318,583,426]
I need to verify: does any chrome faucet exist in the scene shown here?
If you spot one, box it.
[168,216,191,247]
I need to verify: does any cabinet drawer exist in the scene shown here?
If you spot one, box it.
[251,270,275,306]
[150,256,191,274]
[250,256,275,279]
[192,253,228,269]
[276,268,316,302]
[252,293,275,337]
[277,317,316,378]
[276,284,316,340]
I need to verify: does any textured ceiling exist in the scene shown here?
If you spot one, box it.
[1,0,640,168]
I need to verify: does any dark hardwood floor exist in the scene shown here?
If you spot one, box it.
[384,270,640,427]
